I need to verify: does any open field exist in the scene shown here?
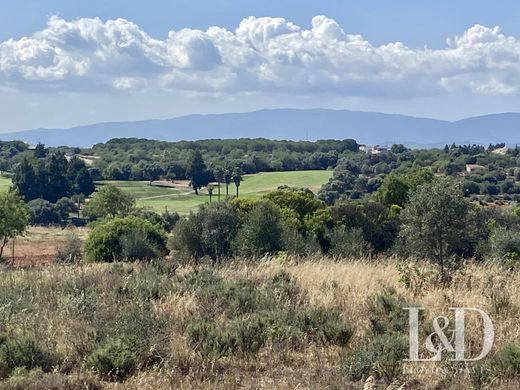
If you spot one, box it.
[0,175,11,191]
[0,258,518,389]
[99,170,333,214]
[6,226,89,266]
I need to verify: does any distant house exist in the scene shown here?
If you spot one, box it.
[465,164,486,173]
[359,144,388,154]
[491,146,509,155]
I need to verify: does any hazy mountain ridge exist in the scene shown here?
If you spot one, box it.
[1,109,519,147]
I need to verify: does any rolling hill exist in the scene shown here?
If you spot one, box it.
[0,108,519,147]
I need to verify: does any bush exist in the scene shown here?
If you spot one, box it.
[191,277,262,318]
[186,319,234,359]
[161,210,180,232]
[54,233,83,263]
[292,307,352,346]
[28,199,61,225]
[232,201,284,257]
[345,333,407,383]
[85,216,166,262]
[262,271,303,309]
[493,342,520,378]
[228,315,268,355]
[169,202,239,262]
[84,338,137,381]
[55,197,77,220]
[281,225,321,256]
[0,335,53,374]
[369,291,412,335]
[329,227,373,258]
[488,227,520,266]
[120,231,158,261]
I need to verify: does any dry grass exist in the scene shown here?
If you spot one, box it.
[0,257,519,389]
[3,226,89,266]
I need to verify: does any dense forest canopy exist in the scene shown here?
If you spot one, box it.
[1,138,519,206]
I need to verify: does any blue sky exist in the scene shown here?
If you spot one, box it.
[1,1,520,132]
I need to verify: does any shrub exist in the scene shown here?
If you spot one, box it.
[396,260,436,297]
[0,335,53,374]
[28,199,61,225]
[228,315,268,355]
[488,227,520,266]
[281,225,321,256]
[329,226,373,258]
[192,277,262,318]
[54,233,83,263]
[84,216,166,262]
[120,231,158,261]
[186,319,234,359]
[84,338,137,381]
[369,291,412,335]
[345,333,407,383]
[232,201,284,257]
[161,210,180,232]
[54,197,77,220]
[293,307,352,346]
[493,342,520,378]
[169,202,239,262]
[262,271,303,309]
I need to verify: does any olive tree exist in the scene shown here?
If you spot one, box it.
[399,178,479,281]
[0,191,30,258]
[84,185,134,219]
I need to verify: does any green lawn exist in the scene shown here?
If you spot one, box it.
[99,170,333,214]
[0,176,12,191]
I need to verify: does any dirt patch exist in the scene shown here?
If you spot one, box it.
[4,226,89,267]
[152,180,191,189]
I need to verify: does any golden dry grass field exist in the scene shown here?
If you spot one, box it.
[0,254,519,389]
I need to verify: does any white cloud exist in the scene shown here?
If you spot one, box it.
[1,16,519,97]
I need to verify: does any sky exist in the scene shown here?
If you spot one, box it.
[1,0,520,132]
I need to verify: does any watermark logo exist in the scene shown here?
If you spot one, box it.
[404,307,494,362]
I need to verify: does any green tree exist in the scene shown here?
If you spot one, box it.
[0,191,30,258]
[170,202,239,262]
[232,202,284,257]
[74,167,95,196]
[142,162,163,185]
[84,185,135,219]
[375,173,410,207]
[12,159,38,201]
[186,149,210,195]
[399,178,477,281]
[55,197,77,220]
[329,227,373,258]
[33,142,47,158]
[376,169,434,207]
[44,153,71,202]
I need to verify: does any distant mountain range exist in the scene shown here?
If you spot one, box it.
[0,109,519,148]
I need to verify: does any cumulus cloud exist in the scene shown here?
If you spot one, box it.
[1,15,519,97]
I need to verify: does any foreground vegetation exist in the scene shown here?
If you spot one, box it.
[0,258,519,389]
[0,177,10,191]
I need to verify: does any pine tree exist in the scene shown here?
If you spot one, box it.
[187,149,210,195]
